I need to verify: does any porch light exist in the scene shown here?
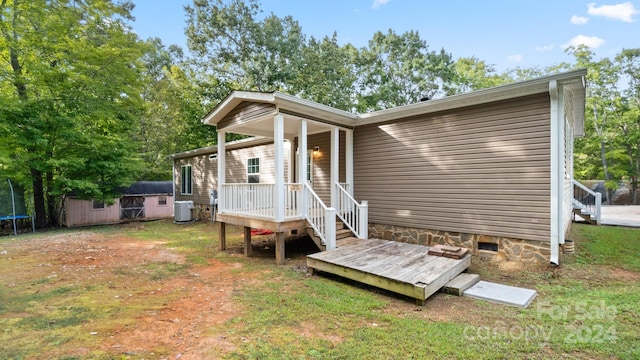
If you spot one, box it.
[313,146,320,154]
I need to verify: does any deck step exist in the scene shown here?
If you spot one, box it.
[336,228,352,240]
[442,273,481,296]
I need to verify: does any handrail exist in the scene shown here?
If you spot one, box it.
[335,183,368,239]
[303,182,336,250]
[572,179,601,225]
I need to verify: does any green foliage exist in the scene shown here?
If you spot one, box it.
[0,0,149,225]
[448,56,510,94]
[355,29,455,111]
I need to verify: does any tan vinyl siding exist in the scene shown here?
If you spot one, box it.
[217,102,276,130]
[174,142,290,205]
[306,131,346,204]
[354,93,551,242]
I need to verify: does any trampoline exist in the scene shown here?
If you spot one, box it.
[0,179,35,235]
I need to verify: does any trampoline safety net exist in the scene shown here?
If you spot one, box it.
[0,179,35,235]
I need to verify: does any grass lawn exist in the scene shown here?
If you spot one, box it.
[0,220,638,359]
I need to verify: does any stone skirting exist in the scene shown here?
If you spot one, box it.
[368,223,552,263]
[192,204,215,221]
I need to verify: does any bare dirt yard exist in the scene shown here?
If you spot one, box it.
[1,222,260,359]
[1,220,638,359]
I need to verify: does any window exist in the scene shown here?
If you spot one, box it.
[181,165,192,195]
[92,200,105,210]
[247,157,260,183]
[307,150,313,182]
[158,196,167,206]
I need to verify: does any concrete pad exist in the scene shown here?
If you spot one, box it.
[463,281,537,308]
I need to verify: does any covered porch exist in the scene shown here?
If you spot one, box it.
[202,91,369,264]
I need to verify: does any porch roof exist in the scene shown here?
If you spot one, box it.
[202,91,358,138]
[170,136,272,160]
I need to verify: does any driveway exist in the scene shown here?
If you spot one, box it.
[600,205,640,227]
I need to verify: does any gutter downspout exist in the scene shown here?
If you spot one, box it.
[549,80,564,265]
[171,155,176,218]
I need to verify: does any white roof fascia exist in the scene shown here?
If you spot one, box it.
[272,92,358,126]
[202,91,275,126]
[357,69,587,125]
[202,91,357,127]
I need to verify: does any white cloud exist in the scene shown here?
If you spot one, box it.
[587,2,639,22]
[535,44,555,52]
[507,54,523,63]
[571,15,590,24]
[371,0,391,9]
[563,35,606,49]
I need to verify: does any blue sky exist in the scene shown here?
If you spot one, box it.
[130,0,640,72]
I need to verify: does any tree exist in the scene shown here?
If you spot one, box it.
[615,48,640,204]
[569,46,624,202]
[137,38,227,180]
[447,57,508,94]
[289,33,358,111]
[355,29,454,112]
[185,0,305,92]
[0,0,148,226]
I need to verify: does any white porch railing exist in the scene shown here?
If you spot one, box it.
[572,179,602,225]
[220,183,305,220]
[335,183,368,239]
[220,182,368,250]
[303,183,336,250]
[221,183,271,218]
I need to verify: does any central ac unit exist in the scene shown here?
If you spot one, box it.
[174,201,194,222]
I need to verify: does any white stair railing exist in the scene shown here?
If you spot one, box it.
[572,179,602,225]
[303,183,336,250]
[335,183,368,239]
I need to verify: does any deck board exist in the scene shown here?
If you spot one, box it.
[307,238,471,304]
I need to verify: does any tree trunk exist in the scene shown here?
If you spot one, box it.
[46,170,58,226]
[30,168,48,229]
[600,139,613,204]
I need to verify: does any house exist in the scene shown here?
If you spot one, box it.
[62,181,174,227]
[172,69,587,266]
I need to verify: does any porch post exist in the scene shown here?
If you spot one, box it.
[346,129,354,196]
[274,114,285,222]
[298,119,308,217]
[298,119,307,185]
[217,130,226,213]
[330,127,339,209]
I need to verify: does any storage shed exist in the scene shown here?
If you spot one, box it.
[62,181,174,227]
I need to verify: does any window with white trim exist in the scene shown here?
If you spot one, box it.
[158,196,167,206]
[92,200,105,210]
[181,165,192,195]
[247,157,260,183]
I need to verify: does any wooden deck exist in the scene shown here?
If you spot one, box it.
[307,238,471,305]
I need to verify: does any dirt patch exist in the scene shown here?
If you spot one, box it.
[0,230,247,359]
[103,258,243,359]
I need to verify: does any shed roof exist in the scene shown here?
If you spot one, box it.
[117,181,173,196]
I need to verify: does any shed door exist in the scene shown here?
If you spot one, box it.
[120,196,145,220]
